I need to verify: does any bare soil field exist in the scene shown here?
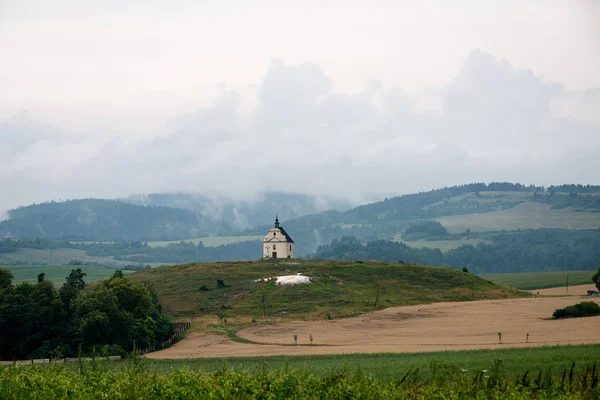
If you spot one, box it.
[529,284,597,296]
[146,285,600,359]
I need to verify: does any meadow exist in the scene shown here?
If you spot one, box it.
[147,235,263,248]
[2,345,599,399]
[436,202,600,233]
[3,265,133,285]
[481,270,594,290]
[393,236,489,252]
[126,259,525,320]
[110,344,600,379]
[0,247,131,267]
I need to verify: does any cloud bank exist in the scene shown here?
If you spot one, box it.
[1,49,599,212]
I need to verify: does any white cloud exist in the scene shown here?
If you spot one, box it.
[0,49,599,212]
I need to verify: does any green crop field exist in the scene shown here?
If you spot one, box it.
[0,247,132,267]
[147,235,262,248]
[3,344,599,399]
[103,344,600,380]
[436,202,600,233]
[3,265,134,285]
[127,259,526,321]
[393,236,490,252]
[480,270,595,290]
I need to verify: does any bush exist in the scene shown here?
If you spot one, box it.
[552,301,600,319]
[592,265,600,291]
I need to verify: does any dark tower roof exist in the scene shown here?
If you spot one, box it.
[273,215,294,243]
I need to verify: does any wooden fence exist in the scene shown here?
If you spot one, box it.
[138,321,191,355]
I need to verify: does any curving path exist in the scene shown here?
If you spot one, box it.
[146,285,600,359]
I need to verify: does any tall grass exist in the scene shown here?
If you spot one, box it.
[1,357,598,399]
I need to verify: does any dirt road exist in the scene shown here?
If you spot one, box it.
[146,285,600,359]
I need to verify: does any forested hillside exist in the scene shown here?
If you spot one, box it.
[0,199,230,241]
[244,183,600,255]
[313,229,600,274]
[2,182,600,274]
[125,191,353,231]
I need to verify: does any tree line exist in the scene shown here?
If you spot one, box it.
[547,184,600,193]
[0,199,231,242]
[0,268,175,360]
[313,229,600,274]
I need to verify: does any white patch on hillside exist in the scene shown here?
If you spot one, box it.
[255,273,312,286]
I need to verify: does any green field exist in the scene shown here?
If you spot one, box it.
[127,259,526,320]
[3,345,599,399]
[0,247,132,267]
[393,236,490,252]
[102,344,600,380]
[480,270,594,290]
[436,202,600,233]
[147,235,262,248]
[3,265,134,285]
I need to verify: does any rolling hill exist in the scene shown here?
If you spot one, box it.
[126,259,526,320]
[124,191,354,231]
[0,199,230,241]
[243,184,600,255]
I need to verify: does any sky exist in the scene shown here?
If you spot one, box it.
[1,0,599,214]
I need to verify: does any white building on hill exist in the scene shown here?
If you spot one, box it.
[263,216,294,259]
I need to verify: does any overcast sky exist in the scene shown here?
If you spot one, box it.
[1,0,599,214]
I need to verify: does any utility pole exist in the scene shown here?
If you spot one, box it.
[262,295,266,319]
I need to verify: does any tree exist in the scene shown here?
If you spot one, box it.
[37,273,45,283]
[0,269,13,290]
[59,268,87,310]
[592,265,600,291]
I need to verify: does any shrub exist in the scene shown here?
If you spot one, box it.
[553,301,600,319]
[199,285,210,291]
[592,265,600,291]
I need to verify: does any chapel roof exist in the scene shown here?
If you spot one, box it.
[272,215,294,243]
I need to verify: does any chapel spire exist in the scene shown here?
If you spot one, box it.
[274,214,280,228]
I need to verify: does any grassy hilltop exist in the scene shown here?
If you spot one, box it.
[127,259,526,322]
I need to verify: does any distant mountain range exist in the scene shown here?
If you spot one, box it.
[0,192,355,242]
[1,183,600,272]
[123,191,355,231]
[1,183,599,250]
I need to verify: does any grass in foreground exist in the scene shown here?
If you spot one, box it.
[132,344,600,380]
[3,345,600,399]
[3,265,134,285]
[127,259,526,321]
[481,270,594,290]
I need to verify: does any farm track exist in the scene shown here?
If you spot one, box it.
[146,284,600,359]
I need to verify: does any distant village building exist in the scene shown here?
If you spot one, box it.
[263,216,294,259]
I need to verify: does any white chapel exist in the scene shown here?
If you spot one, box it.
[263,216,295,259]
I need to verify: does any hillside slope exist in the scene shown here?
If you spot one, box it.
[127,259,526,320]
[125,191,354,231]
[244,184,600,255]
[0,199,230,241]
